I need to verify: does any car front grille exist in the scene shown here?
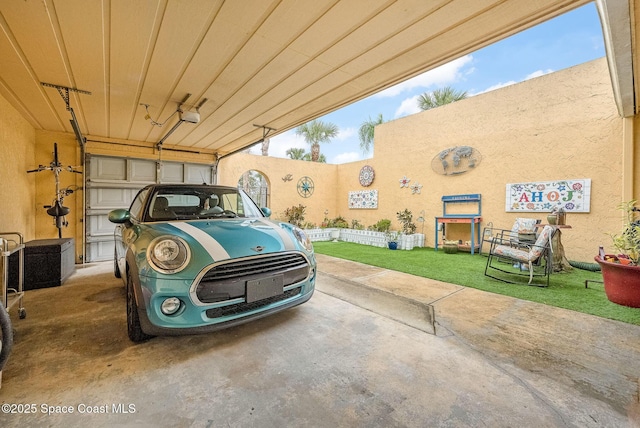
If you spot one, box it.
[205,287,301,318]
[194,252,310,304]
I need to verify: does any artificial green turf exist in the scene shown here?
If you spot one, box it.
[313,241,640,326]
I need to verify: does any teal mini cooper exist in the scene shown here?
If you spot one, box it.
[109,184,316,342]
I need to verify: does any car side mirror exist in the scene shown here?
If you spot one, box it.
[108,209,131,224]
[261,207,271,217]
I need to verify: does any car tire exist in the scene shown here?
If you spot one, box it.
[114,249,121,279]
[126,269,153,343]
[0,305,14,371]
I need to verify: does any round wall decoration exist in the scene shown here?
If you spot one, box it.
[297,176,315,198]
[359,165,375,187]
[431,146,482,176]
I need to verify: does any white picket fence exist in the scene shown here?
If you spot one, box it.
[304,228,425,250]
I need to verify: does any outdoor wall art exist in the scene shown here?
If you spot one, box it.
[348,190,378,209]
[431,146,482,176]
[505,179,591,213]
[297,176,314,198]
[359,165,375,187]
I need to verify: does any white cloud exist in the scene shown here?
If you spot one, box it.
[471,68,555,96]
[473,80,518,95]
[375,55,474,98]
[337,127,356,141]
[332,151,362,164]
[394,95,422,118]
[524,69,553,80]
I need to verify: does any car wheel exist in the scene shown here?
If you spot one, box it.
[0,305,14,371]
[114,248,121,279]
[126,269,153,343]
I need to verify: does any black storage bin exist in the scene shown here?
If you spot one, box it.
[9,238,75,290]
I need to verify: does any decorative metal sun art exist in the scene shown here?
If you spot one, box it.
[297,176,315,198]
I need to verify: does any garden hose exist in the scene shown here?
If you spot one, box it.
[569,260,601,272]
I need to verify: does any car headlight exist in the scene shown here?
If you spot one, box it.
[292,227,313,252]
[147,236,190,273]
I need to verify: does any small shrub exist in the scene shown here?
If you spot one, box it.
[397,209,416,234]
[351,219,365,230]
[327,216,349,228]
[370,219,392,232]
[282,204,306,227]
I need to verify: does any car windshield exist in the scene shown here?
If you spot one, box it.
[145,186,264,221]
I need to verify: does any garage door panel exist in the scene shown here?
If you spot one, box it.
[161,162,184,183]
[87,239,118,262]
[86,155,212,262]
[86,213,121,236]
[186,164,213,184]
[89,156,127,180]
[88,187,137,209]
[131,159,157,182]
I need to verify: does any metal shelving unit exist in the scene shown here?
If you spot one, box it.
[1,232,26,318]
[1,232,26,388]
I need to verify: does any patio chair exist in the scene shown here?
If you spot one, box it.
[480,217,540,254]
[484,225,557,287]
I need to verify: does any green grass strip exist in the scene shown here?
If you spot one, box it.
[313,242,640,326]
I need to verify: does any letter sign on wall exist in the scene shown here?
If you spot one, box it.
[505,179,591,213]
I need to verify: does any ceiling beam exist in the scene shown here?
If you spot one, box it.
[597,0,636,117]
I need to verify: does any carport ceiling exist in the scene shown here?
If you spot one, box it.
[0,0,594,156]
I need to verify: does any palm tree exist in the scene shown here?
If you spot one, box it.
[286,147,306,160]
[260,137,270,156]
[303,152,326,163]
[358,113,384,154]
[417,86,468,111]
[295,119,339,162]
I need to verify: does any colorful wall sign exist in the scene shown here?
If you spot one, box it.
[349,190,378,209]
[505,179,591,213]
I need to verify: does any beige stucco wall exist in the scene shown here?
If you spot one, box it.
[0,92,36,241]
[343,57,624,262]
[218,154,339,224]
[0,57,634,264]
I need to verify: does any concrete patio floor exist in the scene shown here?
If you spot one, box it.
[0,253,638,427]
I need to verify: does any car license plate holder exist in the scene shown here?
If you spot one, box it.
[246,275,284,303]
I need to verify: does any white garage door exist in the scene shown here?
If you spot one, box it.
[85,154,214,262]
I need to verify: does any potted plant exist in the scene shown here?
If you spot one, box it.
[595,200,640,307]
[443,240,459,254]
[386,231,399,250]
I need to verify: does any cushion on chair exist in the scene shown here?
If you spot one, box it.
[529,225,554,260]
[492,245,531,262]
[515,218,539,234]
[492,225,554,263]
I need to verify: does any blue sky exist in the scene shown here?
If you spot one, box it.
[251,2,606,164]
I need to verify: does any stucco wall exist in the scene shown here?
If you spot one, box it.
[218,154,339,224]
[344,58,623,262]
[0,93,36,240]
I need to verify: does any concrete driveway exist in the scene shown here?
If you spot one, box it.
[0,254,638,427]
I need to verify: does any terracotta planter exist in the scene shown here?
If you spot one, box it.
[595,256,640,308]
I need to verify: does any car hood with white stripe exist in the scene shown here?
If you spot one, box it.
[146,217,301,264]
